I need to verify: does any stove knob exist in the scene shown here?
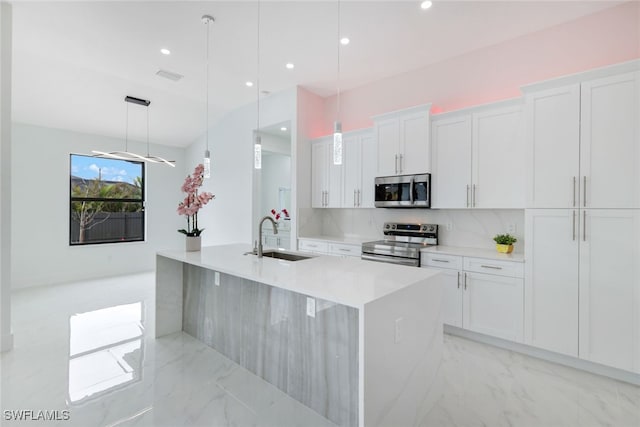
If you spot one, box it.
[385,224,390,229]
[391,224,397,230]
[421,225,427,231]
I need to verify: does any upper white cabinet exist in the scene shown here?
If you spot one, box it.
[343,129,377,208]
[525,70,640,208]
[311,137,342,208]
[431,101,524,209]
[373,104,431,176]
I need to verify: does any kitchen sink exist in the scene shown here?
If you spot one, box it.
[260,250,312,262]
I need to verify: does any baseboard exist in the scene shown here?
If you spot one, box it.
[1,332,13,352]
[444,325,640,386]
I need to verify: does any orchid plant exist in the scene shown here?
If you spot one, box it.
[177,164,214,237]
[270,208,290,221]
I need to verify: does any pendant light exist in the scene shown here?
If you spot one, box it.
[202,14,214,178]
[254,0,262,170]
[333,0,343,165]
[93,96,175,167]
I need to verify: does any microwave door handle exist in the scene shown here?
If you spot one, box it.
[410,177,415,204]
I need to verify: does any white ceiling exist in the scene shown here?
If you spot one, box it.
[11,0,624,147]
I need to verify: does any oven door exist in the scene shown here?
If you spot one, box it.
[374,176,412,207]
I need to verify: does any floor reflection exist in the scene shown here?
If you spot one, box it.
[68,302,144,404]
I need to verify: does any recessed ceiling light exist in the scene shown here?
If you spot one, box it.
[340,37,350,45]
[285,63,295,70]
[420,1,433,10]
[160,48,171,55]
[280,127,287,131]
[246,81,254,87]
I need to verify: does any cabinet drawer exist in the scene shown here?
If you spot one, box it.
[463,257,524,278]
[298,239,329,254]
[422,253,463,270]
[329,243,361,257]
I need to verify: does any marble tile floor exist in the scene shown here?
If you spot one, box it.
[1,272,638,427]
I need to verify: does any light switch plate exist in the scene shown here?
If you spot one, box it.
[306,297,316,318]
[214,271,220,286]
[394,317,403,343]
[507,223,517,234]
[445,223,453,231]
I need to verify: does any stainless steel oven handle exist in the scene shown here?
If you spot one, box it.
[361,253,419,267]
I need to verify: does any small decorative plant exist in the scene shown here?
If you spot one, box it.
[493,234,517,245]
[177,164,215,237]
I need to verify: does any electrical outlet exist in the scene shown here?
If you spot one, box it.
[306,297,316,318]
[507,223,517,234]
[394,317,403,343]
[214,271,220,286]
[445,222,453,231]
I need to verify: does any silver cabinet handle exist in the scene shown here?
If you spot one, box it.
[457,271,460,289]
[573,176,576,207]
[357,189,361,207]
[464,272,468,290]
[583,210,586,242]
[466,185,470,208]
[353,189,356,207]
[583,176,587,207]
[572,210,576,241]
[481,265,502,270]
[308,244,318,248]
[472,184,476,207]
[399,154,403,173]
[394,154,398,174]
[338,248,351,252]
[432,259,450,263]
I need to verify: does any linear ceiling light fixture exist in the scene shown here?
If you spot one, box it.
[333,0,343,165]
[202,14,215,179]
[92,96,175,167]
[254,0,262,170]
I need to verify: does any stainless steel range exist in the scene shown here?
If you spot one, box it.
[361,222,438,267]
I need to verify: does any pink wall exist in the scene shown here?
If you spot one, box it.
[324,1,640,132]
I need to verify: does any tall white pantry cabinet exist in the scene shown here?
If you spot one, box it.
[524,63,640,373]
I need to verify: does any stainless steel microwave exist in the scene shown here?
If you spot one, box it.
[374,174,431,208]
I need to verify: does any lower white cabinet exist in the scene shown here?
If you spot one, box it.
[298,239,362,258]
[526,208,640,373]
[422,253,524,342]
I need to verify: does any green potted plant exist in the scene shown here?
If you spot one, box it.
[493,234,517,254]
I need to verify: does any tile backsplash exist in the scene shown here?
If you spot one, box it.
[298,208,525,253]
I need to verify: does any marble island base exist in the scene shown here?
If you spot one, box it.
[156,245,444,427]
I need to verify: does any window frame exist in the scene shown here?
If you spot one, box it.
[69,154,146,246]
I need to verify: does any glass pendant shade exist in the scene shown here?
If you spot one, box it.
[203,149,211,178]
[254,135,262,170]
[333,121,343,165]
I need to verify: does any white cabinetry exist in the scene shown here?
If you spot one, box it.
[431,101,524,209]
[422,252,524,342]
[525,71,639,209]
[311,137,342,208]
[373,104,431,176]
[298,239,362,258]
[343,130,377,208]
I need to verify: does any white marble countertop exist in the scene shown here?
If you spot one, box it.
[158,243,440,308]
[421,245,525,262]
[298,235,378,245]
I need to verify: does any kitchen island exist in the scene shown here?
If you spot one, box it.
[156,244,443,427]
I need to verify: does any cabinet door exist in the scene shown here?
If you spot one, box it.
[343,134,362,208]
[327,148,343,207]
[399,110,429,175]
[441,269,463,328]
[431,115,472,208]
[579,209,640,372]
[311,141,328,208]
[581,72,640,208]
[473,105,525,208]
[375,117,400,176]
[525,85,580,208]
[359,134,377,208]
[524,209,579,356]
[462,271,524,342]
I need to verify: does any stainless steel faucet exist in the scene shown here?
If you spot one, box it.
[258,216,278,258]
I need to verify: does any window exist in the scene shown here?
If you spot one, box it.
[70,154,144,245]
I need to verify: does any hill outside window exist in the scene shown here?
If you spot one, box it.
[69,154,145,245]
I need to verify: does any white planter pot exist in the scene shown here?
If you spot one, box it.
[185,236,202,252]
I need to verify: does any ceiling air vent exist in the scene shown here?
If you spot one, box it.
[156,69,184,82]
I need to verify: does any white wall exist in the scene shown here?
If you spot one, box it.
[1,1,13,351]
[11,123,186,289]
[186,88,296,248]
